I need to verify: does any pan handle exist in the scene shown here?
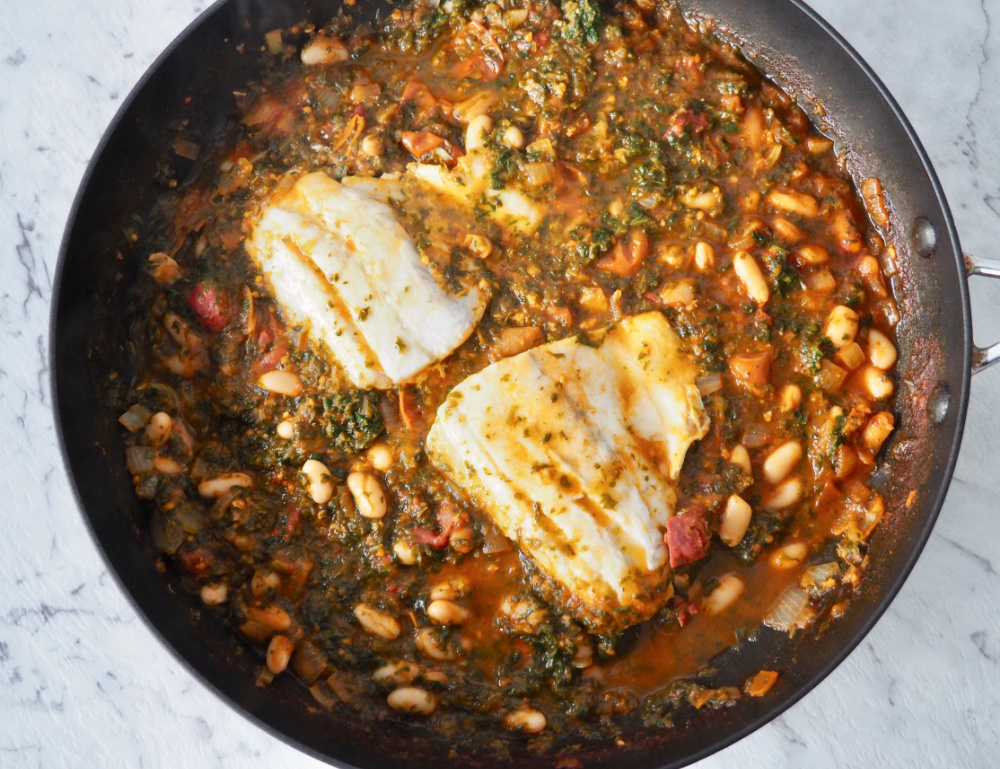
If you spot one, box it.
[965,252,1000,374]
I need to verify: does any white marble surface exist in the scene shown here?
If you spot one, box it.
[3,0,1000,766]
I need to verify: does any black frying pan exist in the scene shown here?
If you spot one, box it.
[49,0,999,766]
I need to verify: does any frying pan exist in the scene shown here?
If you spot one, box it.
[49,0,1000,766]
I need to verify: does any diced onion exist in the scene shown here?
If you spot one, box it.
[801,562,840,596]
[741,423,771,449]
[696,372,724,397]
[482,520,512,553]
[522,161,557,188]
[763,585,814,634]
[119,404,152,433]
[125,446,155,474]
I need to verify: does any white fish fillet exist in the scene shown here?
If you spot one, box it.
[426,312,710,632]
[247,172,486,388]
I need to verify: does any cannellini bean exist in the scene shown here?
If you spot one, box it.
[730,444,752,476]
[276,420,295,440]
[145,412,172,447]
[267,634,295,674]
[733,251,770,304]
[765,477,802,510]
[503,707,547,733]
[153,456,184,474]
[868,328,897,370]
[771,542,808,569]
[702,573,745,616]
[198,472,253,498]
[257,370,303,397]
[862,411,895,459]
[415,627,458,660]
[354,603,400,640]
[719,495,753,547]
[302,459,334,505]
[301,35,349,65]
[163,312,191,347]
[779,384,802,412]
[685,186,724,212]
[795,244,829,265]
[430,576,470,602]
[693,241,715,271]
[501,125,524,149]
[858,364,895,400]
[387,686,437,715]
[824,305,859,349]
[393,540,417,565]
[360,134,383,157]
[762,441,803,484]
[501,595,549,635]
[771,216,804,243]
[465,114,493,152]
[427,599,469,626]
[373,660,421,687]
[449,526,476,554]
[767,190,820,218]
[347,471,387,519]
[245,605,292,631]
[366,443,394,471]
[423,670,449,685]
[199,582,228,606]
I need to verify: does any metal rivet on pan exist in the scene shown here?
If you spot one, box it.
[912,217,937,258]
[928,382,950,425]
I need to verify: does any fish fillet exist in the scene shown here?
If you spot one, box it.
[247,172,486,388]
[426,312,710,632]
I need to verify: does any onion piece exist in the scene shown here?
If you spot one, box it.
[481,519,511,553]
[125,446,155,474]
[801,562,841,596]
[696,372,723,397]
[764,584,814,634]
[522,161,557,188]
[741,423,771,449]
[119,404,152,433]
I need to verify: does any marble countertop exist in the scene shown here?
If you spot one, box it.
[4,0,1000,766]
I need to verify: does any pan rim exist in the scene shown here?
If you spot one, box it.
[48,0,973,766]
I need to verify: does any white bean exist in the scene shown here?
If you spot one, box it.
[415,627,458,660]
[501,125,524,149]
[266,634,295,674]
[347,471,387,519]
[733,251,770,304]
[199,582,228,606]
[701,573,745,616]
[765,477,802,510]
[762,441,803,484]
[387,686,437,715]
[257,370,303,397]
[276,420,295,440]
[730,444,752,476]
[779,384,802,412]
[427,599,469,626]
[302,459,334,505]
[373,660,421,687]
[694,241,715,272]
[719,495,753,547]
[145,412,172,447]
[393,540,417,566]
[465,114,493,152]
[867,328,897,370]
[503,706,547,733]
[429,576,470,602]
[301,35,349,65]
[771,542,808,569]
[767,190,819,218]
[824,305,859,350]
[198,472,253,498]
[858,364,895,400]
[366,443,394,471]
[353,603,401,640]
